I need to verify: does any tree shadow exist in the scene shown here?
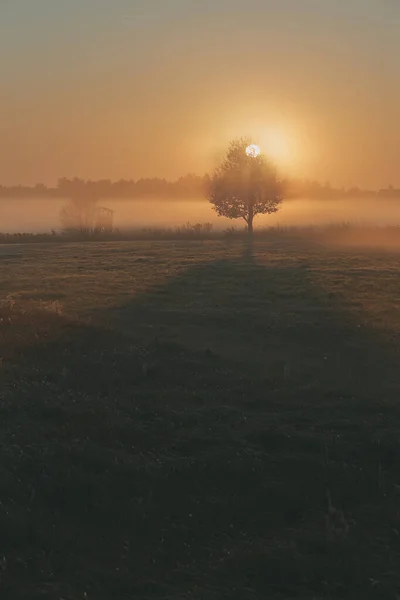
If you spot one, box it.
[2,248,400,599]
[242,235,255,264]
[106,247,400,397]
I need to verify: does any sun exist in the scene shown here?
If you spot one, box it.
[245,144,261,158]
[244,129,295,165]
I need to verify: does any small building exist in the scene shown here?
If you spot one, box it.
[94,206,114,233]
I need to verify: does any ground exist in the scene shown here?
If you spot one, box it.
[1,239,400,599]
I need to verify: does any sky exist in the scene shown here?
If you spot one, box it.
[0,0,399,188]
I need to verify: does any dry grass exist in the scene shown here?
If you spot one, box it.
[1,239,400,599]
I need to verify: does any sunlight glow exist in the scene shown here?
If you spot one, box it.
[261,128,294,166]
[246,144,261,158]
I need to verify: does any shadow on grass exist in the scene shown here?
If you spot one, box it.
[1,247,400,599]
[109,243,400,398]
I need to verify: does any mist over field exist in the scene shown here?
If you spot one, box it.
[3,196,400,234]
[3,0,400,597]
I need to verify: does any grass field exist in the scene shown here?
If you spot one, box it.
[1,239,400,599]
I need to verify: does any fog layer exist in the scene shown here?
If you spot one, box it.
[2,197,400,234]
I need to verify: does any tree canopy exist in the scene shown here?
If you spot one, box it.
[207,138,284,232]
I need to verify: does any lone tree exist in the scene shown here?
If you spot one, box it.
[207,138,283,234]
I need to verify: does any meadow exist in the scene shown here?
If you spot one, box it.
[1,238,400,599]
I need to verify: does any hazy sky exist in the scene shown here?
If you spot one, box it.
[0,0,399,188]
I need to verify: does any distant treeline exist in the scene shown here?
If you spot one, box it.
[1,174,400,200]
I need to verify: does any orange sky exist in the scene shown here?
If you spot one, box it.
[0,0,399,188]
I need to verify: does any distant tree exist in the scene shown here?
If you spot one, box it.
[58,177,86,197]
[207,138,283,234]
[60,194,98,235]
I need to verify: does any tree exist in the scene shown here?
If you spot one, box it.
[60,193,98,235]
[207,138,283,234]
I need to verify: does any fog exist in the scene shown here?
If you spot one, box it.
[2,196,400,234]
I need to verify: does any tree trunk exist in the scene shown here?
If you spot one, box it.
[247,213,254,236]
